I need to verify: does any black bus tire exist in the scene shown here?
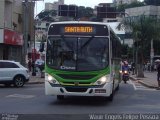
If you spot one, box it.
[57,95,64,100]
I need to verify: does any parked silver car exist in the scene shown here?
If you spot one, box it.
[0,60,30,87]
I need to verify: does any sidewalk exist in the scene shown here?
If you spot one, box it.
[130,71,158,88]
[27,72,45,84]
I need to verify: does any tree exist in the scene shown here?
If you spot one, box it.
[116,1,145,12]
[121,44,129,55]
[118,15,160,77]
[116,4,128,12]
[77,6,93,19]
[154,40,160,55]
[85,7,94,17]
[144,0,160,6]
[37,10,57,22]
[121,44,133,61]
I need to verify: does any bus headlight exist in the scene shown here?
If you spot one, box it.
[47,74,59,84]
[94,76,110,85]
[119,70,122,74]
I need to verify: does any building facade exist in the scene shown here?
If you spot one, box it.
[113,0,137,6]
[0,0,23,62]
[96,3,118,22]
[35,21,49,45]
[125,5,160,17]
[45,0,64,11]
[23,1,36,64]
[125,5,160,47]
[0,0,35,65]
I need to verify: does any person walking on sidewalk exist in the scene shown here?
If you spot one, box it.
[156,59,160,89]
[131,62,135,75]
[35,57,45,78]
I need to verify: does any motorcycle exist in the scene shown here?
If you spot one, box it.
[120,69,129,84]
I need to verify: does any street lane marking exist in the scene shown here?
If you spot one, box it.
[6,94,35,99]
[128,80,137,90]
[129,80,157,91]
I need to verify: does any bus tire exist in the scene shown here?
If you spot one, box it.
[116,84,119,91]
[57,95,64,100]
[108,84,114,101]
[108,92,114,101]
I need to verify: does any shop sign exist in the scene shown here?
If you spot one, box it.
[4,29,23,45]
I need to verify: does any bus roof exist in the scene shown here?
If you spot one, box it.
[47,21,114,36]
[49,21,110,27]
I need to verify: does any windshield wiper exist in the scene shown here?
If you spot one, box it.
[80,36,94,50]
[61,35,74,51]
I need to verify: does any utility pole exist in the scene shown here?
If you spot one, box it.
[22,0,29,67]
[150,39,154,71]
[32,0,44,76]
[23,0,43,75]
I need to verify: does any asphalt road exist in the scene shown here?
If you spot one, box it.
[0,81,160,120]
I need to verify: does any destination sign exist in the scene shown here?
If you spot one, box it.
[64,26,93,33]
[48,23,108,36]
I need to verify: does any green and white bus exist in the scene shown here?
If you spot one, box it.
[45,21,121,101]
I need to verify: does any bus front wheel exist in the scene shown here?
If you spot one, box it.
[104,91,114,102]
[57,95,64,100]
[108,92,114,101]
[107,85,114,101]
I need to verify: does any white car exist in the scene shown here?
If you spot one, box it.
[0,60,30,87]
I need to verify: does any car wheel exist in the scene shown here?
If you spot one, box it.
[14,76,25,87]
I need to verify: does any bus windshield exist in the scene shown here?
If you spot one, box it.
[46,36,109,71]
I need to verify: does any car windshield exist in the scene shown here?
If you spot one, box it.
[46,36,109,71]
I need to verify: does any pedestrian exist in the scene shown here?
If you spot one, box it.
[156,59,160,89]
[28,59,32,72]
[31,61,35,71]
[35,57,44,78]
[147,61,150,71]
[31,61,36,76]
[131,62,135,75]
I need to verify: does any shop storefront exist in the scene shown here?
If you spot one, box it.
[0,29,23,63]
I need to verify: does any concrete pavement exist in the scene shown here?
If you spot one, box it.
[130,71,158,89]
[27,72,44,84]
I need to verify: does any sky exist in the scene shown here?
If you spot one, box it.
[35,0,113,15]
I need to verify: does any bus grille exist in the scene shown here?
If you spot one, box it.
[57,74,96,80]
[62,82,92,85]
[65,87,88,92]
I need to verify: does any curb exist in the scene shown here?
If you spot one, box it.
[129,76,157,89]
[26,76,45,84]
[27,81,44,84]
[129,76,137,81]
[138,80,157,89]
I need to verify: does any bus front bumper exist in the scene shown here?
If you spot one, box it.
[45,81,113,97]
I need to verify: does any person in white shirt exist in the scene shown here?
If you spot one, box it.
[35,58,45,77]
